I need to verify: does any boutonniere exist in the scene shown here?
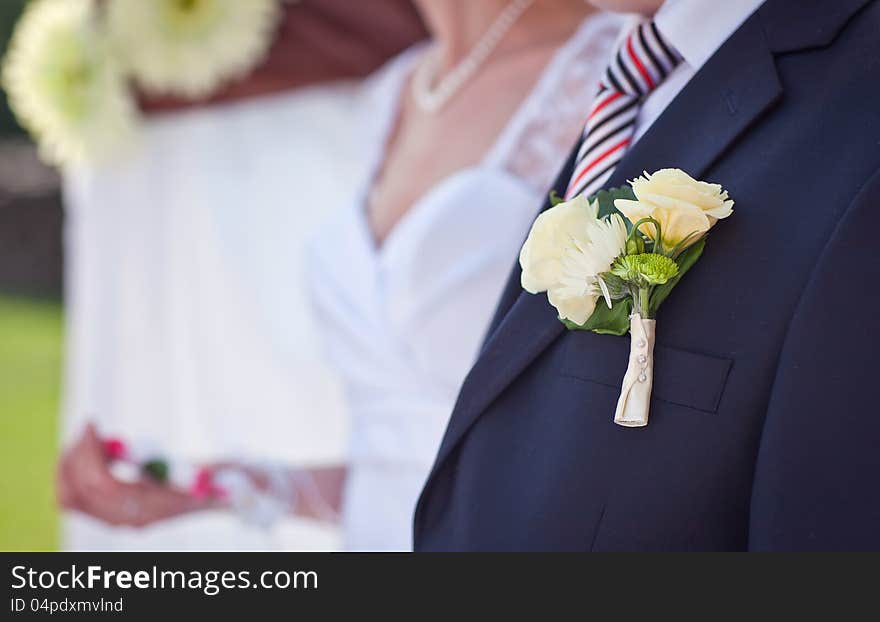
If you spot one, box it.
[519,168,734,427]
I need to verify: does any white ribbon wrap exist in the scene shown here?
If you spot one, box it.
[614,314,656,428]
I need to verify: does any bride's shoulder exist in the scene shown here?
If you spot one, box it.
[565,11,630,70]
[356,43,426,111]
[518,11,628,117]
[491,11,627,192]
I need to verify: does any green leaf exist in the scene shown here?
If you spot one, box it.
[561,297,633,336]
[548,190,565,206]
[142,459,169,483]
[648,238,706,316]
[598,272,629,300]
[588,184,635,219]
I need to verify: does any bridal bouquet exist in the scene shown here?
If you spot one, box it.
[101,437,220,499]
[2,0,281,167]
[102,436,292,527]
[106,0,280,98]
[0,0,137,167]
[520,168,734,427]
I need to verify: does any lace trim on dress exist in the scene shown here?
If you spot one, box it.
[492,12,625,193]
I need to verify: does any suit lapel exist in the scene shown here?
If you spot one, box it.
[479,0,874,344]
[429,13,784,473]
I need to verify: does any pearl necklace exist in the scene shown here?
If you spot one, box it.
[411,0,535,114]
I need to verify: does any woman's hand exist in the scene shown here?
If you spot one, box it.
[57,424,209,528]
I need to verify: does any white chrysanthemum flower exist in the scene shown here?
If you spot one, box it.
[520,195,628,325]
[2,0,137,168]
[107,0,281,98]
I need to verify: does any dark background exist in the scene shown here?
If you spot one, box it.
[0,0,27,135]
[0,0,64,300]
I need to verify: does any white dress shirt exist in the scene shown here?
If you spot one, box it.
[633,0,767,141]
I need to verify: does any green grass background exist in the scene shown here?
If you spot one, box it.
[0,295,62,551]
[0,2,63,550]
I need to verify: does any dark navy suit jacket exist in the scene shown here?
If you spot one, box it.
[414,0,880,551]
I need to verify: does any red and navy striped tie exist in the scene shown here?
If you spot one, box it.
[565,21,682,200]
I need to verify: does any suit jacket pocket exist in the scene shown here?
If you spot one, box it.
[559,330,733,414]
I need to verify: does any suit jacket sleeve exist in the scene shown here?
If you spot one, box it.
[749,166,880,551]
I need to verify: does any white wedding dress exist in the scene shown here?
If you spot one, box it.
[307,13,624,551]
[62,84,363,551]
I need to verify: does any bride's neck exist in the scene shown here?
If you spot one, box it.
[414,0,593,71]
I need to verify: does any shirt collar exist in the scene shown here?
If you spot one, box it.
[653,0,766,71]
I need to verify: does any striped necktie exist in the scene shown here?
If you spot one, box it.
[565,20,683,200]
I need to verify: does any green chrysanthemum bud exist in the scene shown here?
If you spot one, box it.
[625,234,646,255]
[612,253,679,287]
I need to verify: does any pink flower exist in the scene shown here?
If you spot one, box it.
[102,438,128,460]
[189,467,225,500]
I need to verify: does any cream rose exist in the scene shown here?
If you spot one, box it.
[614,168,734,249]
[520,195,628,325]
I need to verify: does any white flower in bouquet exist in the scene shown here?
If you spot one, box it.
[520,195,628,325]
[1,0,137,168]
[107,0,282,98]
